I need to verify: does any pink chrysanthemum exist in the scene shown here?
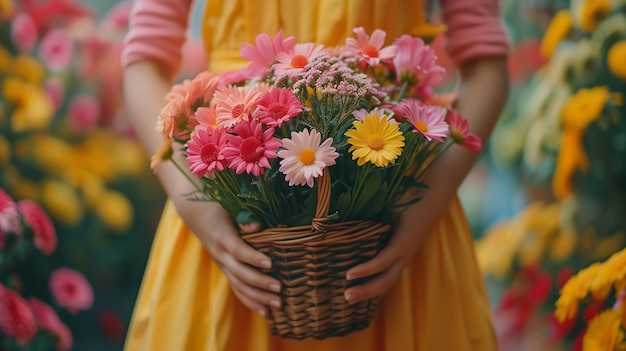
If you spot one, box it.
[67,94,101,135]
[19,199,57,255]
[393,35,446,87]
[446,110,482,152]
[274,43,325,79]
[352,107,397,123]
[223,120,281,176]
[49,268,94,314]
[29,298,73,351]
[240,30,296,79]
[215,85,263,128]
[11,12,38,53]
[39,28,74,71]
[0,189,21,235]
[256,87,303,127]
[399,100,449,142]
[345,27,397,66]
[186,126,229,178]
[278,129,338,187]
[0,285,37,343]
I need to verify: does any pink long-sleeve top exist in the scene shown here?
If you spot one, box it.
[121,0,508,78]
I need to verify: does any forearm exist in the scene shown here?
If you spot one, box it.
[400,56,509,234]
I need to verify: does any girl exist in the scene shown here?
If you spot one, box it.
[122,1,509,350]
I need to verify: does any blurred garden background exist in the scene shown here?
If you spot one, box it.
[2,0,626,350]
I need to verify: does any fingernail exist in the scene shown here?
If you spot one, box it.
[345,293,355,302]
[270,299,281,308]
[269,283,281,293]
[257,309,266,316]
[346,273,356,280]
[261,260,272,269]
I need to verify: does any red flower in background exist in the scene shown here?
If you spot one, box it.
[11,12,38,53]
[0,189,22,235]
[0,284,38,343]
[29,298,73,350]
[18,199,57,255]
[19,0,91,33]
[98,309,126,342]
[38,28,74,71]
[49,267,94,314]
[67,94,101,134]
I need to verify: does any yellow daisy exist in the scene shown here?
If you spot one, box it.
[561,86,618,130]
[577,0,612,32]
[583,309,625,351]
[608,41,626,80]
[345,113,405,167]
[555,263,600,322]
[553,129,588,199]
[541,10,573,59]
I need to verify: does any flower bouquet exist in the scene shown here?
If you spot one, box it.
[152,27,480,340]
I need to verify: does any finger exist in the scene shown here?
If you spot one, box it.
[345,242,401,280]
[344,261,403,304]
[220,249,282,293]
[239,221,261,234]
[218,231,272,269]
[230,283,269,317]
[223,269,282,310]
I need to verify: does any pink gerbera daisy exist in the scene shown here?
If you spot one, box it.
[18,199,57,255]
[39,28,74,71]
[195,105,218,129]
[446,110,482,152]
[240,30,296,79]
[345,27,397,66]
[0,189,21,235]
[399,99,449,142]
[278,129,338,187]
[393,34,446,87]
[214,85,263,128]
[274,43,325,79]
[186,126,228,178]
[183,71,220,113]
[256,87,303,127]
[223,120,281,176]
[157,97,197,142]
[352,107,397,123]
[49,268,94,314]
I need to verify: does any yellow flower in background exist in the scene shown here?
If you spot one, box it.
[550,229,578,263]
[11,55,46,85]
[590,247,626,298]
[73,131,117,181]
[575,0,613,32]
[608,40,626,80]
[151,138,173,172]
[3,77,54,132]
[592,232,626,261]
[94,190,133,232]
[0,0,13,18]
[561,86,615,130]
[555,262,601,321]
[553,129,588,199]
[62,168,105,207]
[17,135,73,175]
[583,310,625,351]
[0,135,9,168]
[111,139,148,176]
[541,10,573,59]
[411,23,447,43]
[3,167,40,201]
[41,180,83,226]
[0,47,11,72]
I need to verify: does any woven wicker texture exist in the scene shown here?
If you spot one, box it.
[242,169,391,340]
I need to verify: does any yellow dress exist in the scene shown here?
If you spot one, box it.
[124,1,498,350]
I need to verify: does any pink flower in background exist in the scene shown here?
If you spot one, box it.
[39,28,74,70]
[29,298,73,351]
[186,126,228,178]
[223,120,281,176]
[0,188,21,235]
[345,27,397,66]
[241,30,296,79]
[256,87,303,127]
[44,79,65,110]
[11,12,38,53]
[393,34,446,88]
[352,107,396,123]
[18,199,57,255]
[399,99,449,142]
[67,94,101,134]
[446,110,482,152]
[183,71,220,115]
[278,129,338,187]
[102,0,132,29]
[195,105,218,129]
[215,85,263,128]
[0,285,37,343]
[49,268,94,314]
[218,70,247,87]
[157,98,197,141]
[274,43,325,79]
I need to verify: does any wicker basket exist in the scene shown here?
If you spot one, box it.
[241,169,391,340]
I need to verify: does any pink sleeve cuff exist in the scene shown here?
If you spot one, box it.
[121,0,194,78]
[441,0,509,65]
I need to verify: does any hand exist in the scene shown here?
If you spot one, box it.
[175,199,282,317]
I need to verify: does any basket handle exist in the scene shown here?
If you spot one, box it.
[311,168,331,232]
